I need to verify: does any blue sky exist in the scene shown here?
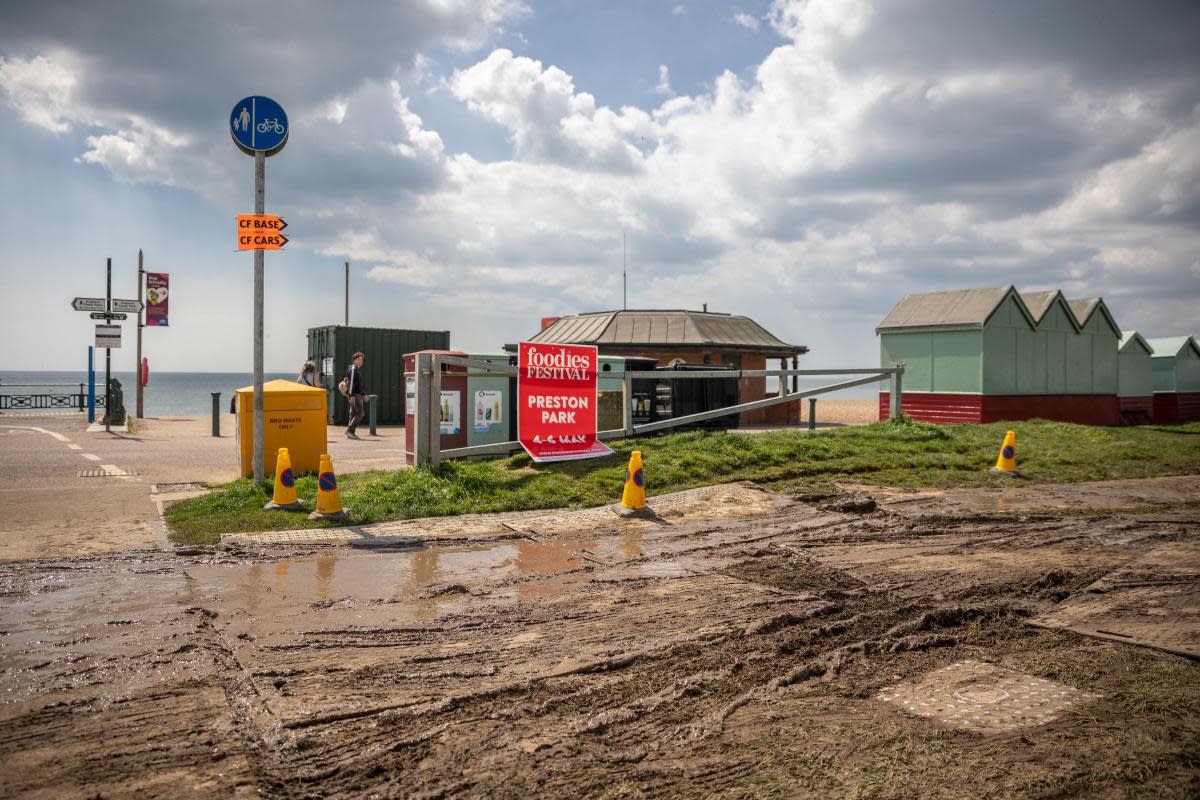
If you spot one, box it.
[2,0,1197,374]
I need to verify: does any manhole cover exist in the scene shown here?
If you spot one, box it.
[878,659,1099,733]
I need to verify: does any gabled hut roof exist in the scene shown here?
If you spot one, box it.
[1146,336,1200,360]
[1119,331,1153,355]
[1067,297,1121,337]
[876,285,1035,333]
[528,310,806,356]
[1020,290,1082,332]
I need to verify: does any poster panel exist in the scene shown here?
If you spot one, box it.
[145,272,169,326]
[518,342,613,463]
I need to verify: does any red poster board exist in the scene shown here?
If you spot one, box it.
[145,272,169,326]
[518,342,614,463]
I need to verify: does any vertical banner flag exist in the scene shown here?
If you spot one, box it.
[145,272,169,326]
[518,342,614,463]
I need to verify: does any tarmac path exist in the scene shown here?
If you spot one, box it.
[0,413,413,562]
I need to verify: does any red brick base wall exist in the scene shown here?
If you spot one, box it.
[1153,392,1200,424]
[1118,396,1153,425]
[879,393,1121,426]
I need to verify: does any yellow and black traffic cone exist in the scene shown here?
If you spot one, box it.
[990,430,1021,477]
[263,447,304,511]
[308,453,348,520]
[616,450,653,517]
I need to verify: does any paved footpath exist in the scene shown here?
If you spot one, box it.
[0,413,411,561]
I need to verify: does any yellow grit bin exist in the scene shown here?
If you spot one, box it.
[236,379,328,477]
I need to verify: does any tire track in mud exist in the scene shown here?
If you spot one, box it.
[3,493,1199,798]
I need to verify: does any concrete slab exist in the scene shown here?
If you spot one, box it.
[1028,541,1200,659]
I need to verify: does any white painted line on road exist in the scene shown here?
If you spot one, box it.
[19,427,73,442]
[81,453,101,461]
[67,444,82,450]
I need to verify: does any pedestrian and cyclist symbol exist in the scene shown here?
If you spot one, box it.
[229,95,288,156]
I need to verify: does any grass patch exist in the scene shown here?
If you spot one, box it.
[166,419,1200,544]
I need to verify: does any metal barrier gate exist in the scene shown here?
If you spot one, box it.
[409,353,904,468]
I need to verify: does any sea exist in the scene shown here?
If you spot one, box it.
[1,369,878,417]
[0,371,298,416]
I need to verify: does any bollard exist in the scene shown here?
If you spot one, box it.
[808,398,817,431]
[368,394,378,436]
[211,392,221,437]
[78,383,85,412]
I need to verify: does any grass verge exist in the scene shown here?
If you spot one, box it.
[165,419,1200,545]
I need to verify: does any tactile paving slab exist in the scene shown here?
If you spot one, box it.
[878,659,1099,733]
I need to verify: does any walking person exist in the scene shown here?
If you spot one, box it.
[344,352,366,439]
[298,360,318,386]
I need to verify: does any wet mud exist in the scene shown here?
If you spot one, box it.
[2,478,1199,798]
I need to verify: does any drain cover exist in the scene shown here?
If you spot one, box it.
[78,466,135,478]
[878,659,1099,733]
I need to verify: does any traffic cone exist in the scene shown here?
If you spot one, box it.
[263,447,304,511]
[308,453,348,521]
[990,430,1021,477]
[616,450,652,517]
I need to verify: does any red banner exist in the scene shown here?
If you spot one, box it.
[518,342,613,463]
[145,272,169,326]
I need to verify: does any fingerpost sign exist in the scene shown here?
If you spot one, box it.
[518,342,614,463]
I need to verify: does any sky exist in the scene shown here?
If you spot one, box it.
[1,0,1197,374]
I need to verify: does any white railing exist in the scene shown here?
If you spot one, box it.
[409,353,904,467]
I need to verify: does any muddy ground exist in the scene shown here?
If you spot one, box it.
[1,478,1198,799]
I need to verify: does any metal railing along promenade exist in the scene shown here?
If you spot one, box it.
[409,353,904,468]
[0,383,104,412]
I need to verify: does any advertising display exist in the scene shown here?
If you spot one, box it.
[439,390,461,435]
[145,272,169,326]
[474,389,503,432]
[517,341,613,463]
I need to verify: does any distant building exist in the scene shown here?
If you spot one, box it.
[521,309,808,425]
[1146,336,1200,423]
[875,285,1123,425]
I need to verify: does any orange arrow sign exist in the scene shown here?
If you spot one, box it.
[236,214,289,251]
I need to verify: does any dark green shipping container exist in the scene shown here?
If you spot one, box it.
[307,326,450,425]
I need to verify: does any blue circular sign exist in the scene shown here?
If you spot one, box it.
[230,96,288,156]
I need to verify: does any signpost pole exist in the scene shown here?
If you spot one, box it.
[87,346,95,423]
[344,261,349,325]
[136,249,144,418]
[253,151,266,482]
[105,258,112,434]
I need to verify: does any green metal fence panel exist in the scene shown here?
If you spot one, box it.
[308,326,450,425]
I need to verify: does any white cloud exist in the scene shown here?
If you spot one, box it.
[672,4,686,16]
[656,64,672,96]
[451,49,653,172]
[0,54,81,132]
[732,12,760,31]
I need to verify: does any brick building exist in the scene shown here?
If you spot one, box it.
[525,310,808,425]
